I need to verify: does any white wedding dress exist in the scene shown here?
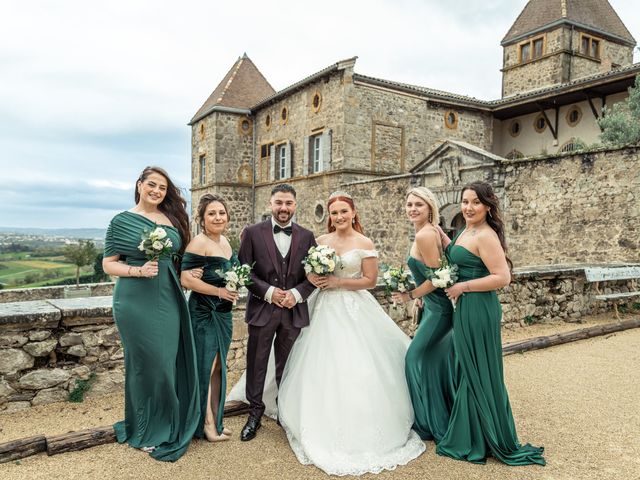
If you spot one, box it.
[227,249,425,476]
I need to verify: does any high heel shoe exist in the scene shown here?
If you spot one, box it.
[204,424,230,442]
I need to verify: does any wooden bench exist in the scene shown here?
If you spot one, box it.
[584,266,640,319]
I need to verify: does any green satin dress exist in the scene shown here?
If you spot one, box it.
[104,211,199,462]
[182,252,237,437]
[405,256,455,442]
[436,238,545,466]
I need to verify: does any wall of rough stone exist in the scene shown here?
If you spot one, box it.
[253,71,346,182]
[2,267,635,412]
[189,184,252,241]
[345,82,493,173]
[503,146,640,265]
[569,30,633,79]
[0,283,114,304]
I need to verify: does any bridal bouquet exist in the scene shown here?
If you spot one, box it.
[302,245,339,275]
[381,265,415,299]
[138,226,173,260]
[430,256,459,309]
[215,263,253,304]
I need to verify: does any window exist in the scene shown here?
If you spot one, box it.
[238,117,252,136]
[559,138,586,153]
[304,130,331,175]
[312,92,322,112]
[281,107,288,125]
[265,114,272,130]
[199,124,205,141]
[199,155,206,184]
[534,114,546,133]
[519,36,545,63]
[505,149,524,160]
[278,144,287,179]
[272,142,291,180]
[444,110,458,129]
[566,106,582,127]
[312,134,321,173]
[580,34,601,59]
[260,143,273,159]
[509,120,521,137]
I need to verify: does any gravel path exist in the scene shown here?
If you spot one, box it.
[1,319,639,480]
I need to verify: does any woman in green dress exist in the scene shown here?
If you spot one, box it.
[103,166,199,462]
[436,181,545,466]
[181,194,238,442]
[392,187,455,443]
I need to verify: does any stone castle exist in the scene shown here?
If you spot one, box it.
[188,0,640,266]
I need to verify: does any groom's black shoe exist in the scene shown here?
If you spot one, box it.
[240,415,262,441]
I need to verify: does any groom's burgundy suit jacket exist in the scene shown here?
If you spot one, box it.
[238,220,317,329]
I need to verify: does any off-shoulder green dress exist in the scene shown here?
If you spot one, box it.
[104,211,199,462]
[436,236,545,466]
[405,256,455,442]
[182,252,237,437]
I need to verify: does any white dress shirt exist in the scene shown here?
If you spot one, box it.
[265,218,302,305]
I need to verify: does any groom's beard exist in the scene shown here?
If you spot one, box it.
[274,211,294,225]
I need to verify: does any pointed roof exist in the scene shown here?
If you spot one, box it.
[502,0,636,46]
[190,54,275,125]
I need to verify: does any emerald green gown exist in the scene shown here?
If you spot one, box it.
[405,256,455,442]
[104,211,200,462]
[182,252,237,437]
[436,237,545,466]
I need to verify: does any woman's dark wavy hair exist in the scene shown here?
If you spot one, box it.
[461,181,513,271]
[197,193,230,230]
[135,166,190,260]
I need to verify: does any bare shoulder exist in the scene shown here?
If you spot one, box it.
[316,233,332,245]
[355,233,375,250]
[185,234,208,254]
[416,226,438,242]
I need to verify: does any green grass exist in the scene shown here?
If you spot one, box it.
[68,373,97,403]
[0,254,82,288]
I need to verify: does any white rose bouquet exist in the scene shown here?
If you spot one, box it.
[138,226,173,261]
[430,255,459,309]
[381,265,415,303]
[302,245,339,275]
[215,263,253,304]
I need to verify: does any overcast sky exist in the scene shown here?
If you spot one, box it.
[1,0,638,229]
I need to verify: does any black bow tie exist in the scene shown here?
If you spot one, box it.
[273,224,293,236]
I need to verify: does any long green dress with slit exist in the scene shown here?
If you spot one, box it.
[182,252,237,437]
[104,211,200,462]
[436,235,545,466]
[405,256,455,442]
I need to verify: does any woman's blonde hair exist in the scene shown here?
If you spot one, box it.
[406,187,439,225]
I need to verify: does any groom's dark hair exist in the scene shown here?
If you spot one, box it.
[271,183,297,198]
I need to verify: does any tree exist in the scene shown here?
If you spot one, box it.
[599,74,640,146]
[63,240,98,287]
[92,252,109,282]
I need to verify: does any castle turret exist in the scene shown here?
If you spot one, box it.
[501,0,636,97]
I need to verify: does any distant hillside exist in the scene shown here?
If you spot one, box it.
[0,227,106,239]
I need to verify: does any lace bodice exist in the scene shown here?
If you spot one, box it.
[334,249,378,279]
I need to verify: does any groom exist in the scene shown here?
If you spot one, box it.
[238,183,317,441]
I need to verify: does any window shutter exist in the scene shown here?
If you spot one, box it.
[284,141,292,179]
[321,129,332,172]
[302,136,309,176]
[270,145,276,180]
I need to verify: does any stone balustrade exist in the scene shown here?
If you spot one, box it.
[1,264,637,413]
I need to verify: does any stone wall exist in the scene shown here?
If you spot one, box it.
[503,146,640,266]
[0,283,114,304]
[0,296,249,414]
[345,82,493,173]
[190,184,253,241]
[2,267,635,412]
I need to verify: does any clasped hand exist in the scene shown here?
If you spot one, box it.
[445,283,465,302]
[308,273,339,290]
[140,261,159,277]
[273,288,296,309]
[218,287,239,303]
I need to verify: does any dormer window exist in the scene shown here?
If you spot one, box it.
[580,34,601,59]
[519,36,545,63]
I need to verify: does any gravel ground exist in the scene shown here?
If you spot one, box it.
[1,317,639,480]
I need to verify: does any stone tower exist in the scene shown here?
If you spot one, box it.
[188,54,275,234]
[501,0,636,97]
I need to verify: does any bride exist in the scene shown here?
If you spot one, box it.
[228,192,425,476]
